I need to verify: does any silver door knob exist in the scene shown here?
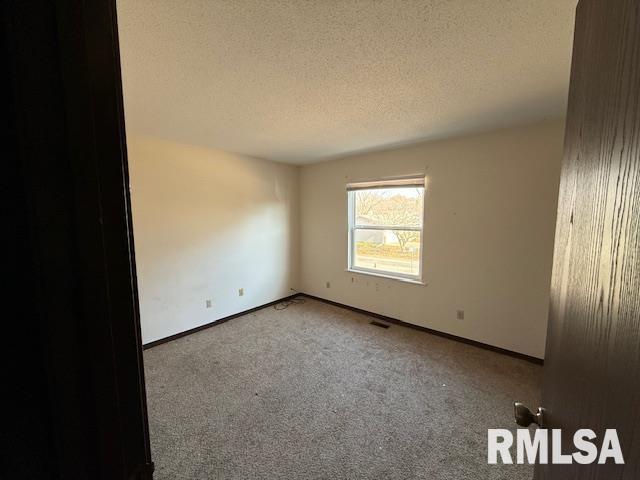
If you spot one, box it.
[514,402,545,428]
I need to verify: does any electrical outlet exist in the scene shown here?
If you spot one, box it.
[457,309,464,320]
[239,288,244,297]
[326,281,330,288]
[205,299,212,308]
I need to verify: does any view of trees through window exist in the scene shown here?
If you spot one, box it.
[351,186,424,278]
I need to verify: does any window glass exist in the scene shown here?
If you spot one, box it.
[349,183,425,281]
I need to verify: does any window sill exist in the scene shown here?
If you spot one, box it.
[346,268,426,285]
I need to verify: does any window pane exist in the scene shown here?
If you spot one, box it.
[353,229,421,276]
[354,187,424,228]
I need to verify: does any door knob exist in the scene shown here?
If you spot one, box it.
[514,402,545,428]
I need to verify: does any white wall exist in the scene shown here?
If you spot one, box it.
[129,120,562,356]
[128,136,299,344]
[299,120,564,359]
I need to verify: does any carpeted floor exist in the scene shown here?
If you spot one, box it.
[144,297,541,479]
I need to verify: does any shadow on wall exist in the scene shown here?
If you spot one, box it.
[127,136,299,344]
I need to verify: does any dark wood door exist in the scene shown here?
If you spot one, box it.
[536,0,640,478]
[4,0,153,478]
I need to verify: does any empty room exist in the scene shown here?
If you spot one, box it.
[11,0,637,479]
[116,1,569,477]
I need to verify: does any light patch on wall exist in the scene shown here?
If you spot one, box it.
[128,135,299,344]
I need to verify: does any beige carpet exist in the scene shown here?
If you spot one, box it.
[144,297,541,479]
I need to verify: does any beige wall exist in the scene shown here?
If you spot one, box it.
[129,119,562,356]
[128,136,299,344]
[299,120,564,359]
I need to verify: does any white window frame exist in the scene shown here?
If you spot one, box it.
[347,176,426,284]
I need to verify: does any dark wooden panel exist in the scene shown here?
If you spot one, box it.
[537,0,640,478]
[4,0,152,478]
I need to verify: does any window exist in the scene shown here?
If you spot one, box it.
[347,176,425,282]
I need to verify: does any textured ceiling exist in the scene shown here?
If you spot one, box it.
[117,0,577,164]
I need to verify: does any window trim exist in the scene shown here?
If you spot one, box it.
[347,177,426,283]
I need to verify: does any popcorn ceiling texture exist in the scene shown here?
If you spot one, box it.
[117,0,577,164]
